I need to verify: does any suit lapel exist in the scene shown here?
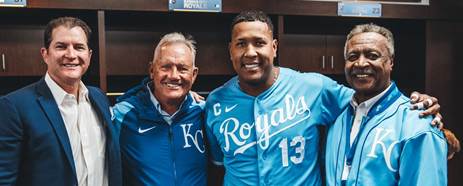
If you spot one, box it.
[35,78,77,177]
[88,89,110,128]
[88,88,115,163]
[88,88,123,185]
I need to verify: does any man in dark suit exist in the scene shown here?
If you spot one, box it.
[0,17,121,186]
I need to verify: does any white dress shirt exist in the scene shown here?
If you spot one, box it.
[341,84,392,180]
[45,73,108,186]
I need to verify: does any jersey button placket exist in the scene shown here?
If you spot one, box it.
[254,98,266,185]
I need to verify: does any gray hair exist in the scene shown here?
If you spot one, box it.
[153,32,197,66]
[344,23,395,59]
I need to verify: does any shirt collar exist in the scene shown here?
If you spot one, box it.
[146,82,187,117]
[350,83,393,114]
[45,73,89,105]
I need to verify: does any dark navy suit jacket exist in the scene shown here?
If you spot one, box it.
[0,78,122,186]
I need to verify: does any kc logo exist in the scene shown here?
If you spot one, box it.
[180,123,205,153]
[367,127,399,172]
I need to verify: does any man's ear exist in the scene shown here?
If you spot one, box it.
[228,42,233,61]
[192,67,199,83]
[390,57,394,69]
[272,39,278,58]
[40,47,48,64]
[149,63,155,79]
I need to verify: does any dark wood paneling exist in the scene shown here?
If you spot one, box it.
[273,0,337,16]
[273,0,463,20]
[193,32,233,75]
[101,0,166,11]
[426,21,462,186]
[0,9,49,77]
[325,35,345,74]
[106,30,159,75]
[105,11,234,76]
[278,34,344,74]
[222,0,274,13]
[0,76,43,95]
[25,0,463,20]
[0,27,46,76]
[279,34,326,72]
[357,0,422,2]
[381,4,429,19]
[28,0,102,9]
[27,0,166,11]
[273,0,429,19]
[428,0,463,19]
[98,11,107,92]
[389,20,426,94]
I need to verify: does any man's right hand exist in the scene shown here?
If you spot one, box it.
[190,91,205,102]
[442,128,461,160]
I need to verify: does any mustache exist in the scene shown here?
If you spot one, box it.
[350,68,374,75]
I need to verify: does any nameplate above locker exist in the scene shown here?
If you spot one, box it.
[303,0,428,6]
[0,0,26,7]
[338,2,382,17]
[169,0,221,12]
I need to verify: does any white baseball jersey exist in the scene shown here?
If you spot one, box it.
[205,68,353,185]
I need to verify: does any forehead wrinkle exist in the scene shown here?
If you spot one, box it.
[157,44,193,66]
[232,21,273,40]
[348,38,387,54]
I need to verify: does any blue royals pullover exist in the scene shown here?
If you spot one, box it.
[112,78,207,186]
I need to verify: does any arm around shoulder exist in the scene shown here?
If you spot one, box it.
[111,101,135,134]
[319,74,353,125]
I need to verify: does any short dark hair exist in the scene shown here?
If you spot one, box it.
[231,10,274,34]
[43,17,92,49]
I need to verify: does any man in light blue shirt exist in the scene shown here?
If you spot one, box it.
[325,23,447,186]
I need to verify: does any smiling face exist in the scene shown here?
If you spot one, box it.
[229,21,277,93]
[345,32,393,102]
[150,42,198,107]
[41,25,92,91]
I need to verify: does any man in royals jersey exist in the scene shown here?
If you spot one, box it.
[204,10,442,185]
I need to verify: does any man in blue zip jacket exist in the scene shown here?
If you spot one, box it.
[112,32,206,185]
[325,23,447,186]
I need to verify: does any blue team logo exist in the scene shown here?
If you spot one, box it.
[214,94,311,155]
